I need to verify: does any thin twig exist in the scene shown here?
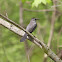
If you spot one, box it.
[24,8,54,12]
[19,1,23,26]
[57,27,62,48]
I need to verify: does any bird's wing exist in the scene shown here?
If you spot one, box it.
[26,23,37,33]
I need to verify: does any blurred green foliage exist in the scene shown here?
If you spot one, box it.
[0,0,62,62]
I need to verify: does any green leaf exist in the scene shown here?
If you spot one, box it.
[22,0,26,3]
[41,0,46,4]
[46,0,52,3]
[32,0,46,7]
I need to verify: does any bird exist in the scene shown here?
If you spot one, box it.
[20,18,39,42]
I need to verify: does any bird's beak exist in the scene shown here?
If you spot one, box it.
[35,18,39,20]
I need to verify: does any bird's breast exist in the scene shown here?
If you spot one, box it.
[26,21,37,33]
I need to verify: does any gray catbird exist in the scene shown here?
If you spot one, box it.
[20,18,39,42]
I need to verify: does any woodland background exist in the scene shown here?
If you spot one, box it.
[0,0,62,62]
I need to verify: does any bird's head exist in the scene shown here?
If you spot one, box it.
[31,17,39,21]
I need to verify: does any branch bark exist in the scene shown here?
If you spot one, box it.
[0,14,62,62]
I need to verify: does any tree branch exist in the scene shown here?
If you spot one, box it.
[43,0,57,62]
[19,1,30,61]
[23,8,54,12]
[0,14,62,62]
[19,1,23,26]
[48,0,57,47]
[0,18,25,36]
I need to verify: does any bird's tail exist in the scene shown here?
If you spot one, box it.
[20,33,27,42]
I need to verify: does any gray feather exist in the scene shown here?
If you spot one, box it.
[20,33,27,42]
